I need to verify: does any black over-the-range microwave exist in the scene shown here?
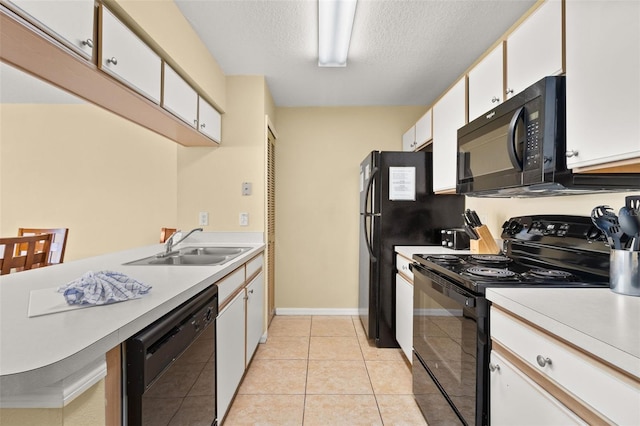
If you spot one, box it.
[457,76,639,197]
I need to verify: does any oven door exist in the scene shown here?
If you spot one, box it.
[411,263,488,426]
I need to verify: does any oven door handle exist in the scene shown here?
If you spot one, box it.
[411,263,476,308]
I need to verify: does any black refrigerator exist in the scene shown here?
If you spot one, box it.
[359,151,465,347]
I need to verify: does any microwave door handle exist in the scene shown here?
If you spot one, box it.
[507,107,525,171]
[363,167,379,262]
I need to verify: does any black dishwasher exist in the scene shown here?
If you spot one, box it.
[125,285,218,426]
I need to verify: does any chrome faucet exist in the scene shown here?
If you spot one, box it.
[164,228,203,255]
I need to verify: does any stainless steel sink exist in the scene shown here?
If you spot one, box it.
[125,247,251,266]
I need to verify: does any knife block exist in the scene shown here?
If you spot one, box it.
[470,225,501,254]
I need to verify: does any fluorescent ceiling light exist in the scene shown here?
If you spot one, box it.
[318,0,357,67]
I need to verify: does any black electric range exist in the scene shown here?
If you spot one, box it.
[410,215,611,426]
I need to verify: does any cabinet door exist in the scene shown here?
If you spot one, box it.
[245,271,265,364]
[216,290,245,423]
[395,273,413,364]
[415,109,432,149]
[432,78,466,192]
[490,350,586,425]
[565,1,640,169]
[468,43,503,121]
[506,0,562,99]
[198,97,222,142]
[402,126,416,151]
[162,63,197,128]
[8,0,94,59]
[100,7,161,104]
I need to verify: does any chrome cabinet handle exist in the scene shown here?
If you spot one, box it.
[200,122,206,129]
[248,289,254,294]
[491,96,500,103]
[106,57,118,65]
[193,119,198,126]
[81,39,93,48]
[506,88,514,95]
[566,150,579,158]
[489,363,500,372]
[536,355,552,367]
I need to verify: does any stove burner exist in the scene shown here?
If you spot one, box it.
[527,269,575,280]
[466,267,516,278]
[470,254,512,264]
[426,254,462,264]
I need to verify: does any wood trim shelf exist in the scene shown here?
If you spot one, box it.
[0,6,218,148]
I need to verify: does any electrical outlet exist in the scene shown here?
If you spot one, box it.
[199,212,209,226]
[242,182,252,196]
[239,212,249,226]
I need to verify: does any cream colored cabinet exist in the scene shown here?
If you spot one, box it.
[565,1,640,170]
[216,253,264,423]
[468,43,504,121]
[7,0,94,59]
[216,289,245,423]
[415,109,432,150]
[100,6,161,104]
[245,271,265,364]
[402,126,416,151]
[491,306,640,424]
[432,78,466,193]
[490,350,587,425]
[198,97,222,143]
[162,63,198,128]
[506,0,562,99]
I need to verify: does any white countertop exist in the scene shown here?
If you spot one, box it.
[395,245,471,258]
[0,232,264,396]
[487,287,640,379]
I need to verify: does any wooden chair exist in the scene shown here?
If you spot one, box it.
[1,234,53,275]
[18,228,69,265]
[160,228,177,243]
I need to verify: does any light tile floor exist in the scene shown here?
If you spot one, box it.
[223,315,428,425]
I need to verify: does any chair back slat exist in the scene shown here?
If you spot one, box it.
[17,228,68,264]
[0,234,53,275]
[160,228,177,243]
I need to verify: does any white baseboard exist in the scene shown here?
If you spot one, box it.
[275,308,360,316]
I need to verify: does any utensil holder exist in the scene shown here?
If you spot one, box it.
[610,250,640,297]
[470,225,501,254]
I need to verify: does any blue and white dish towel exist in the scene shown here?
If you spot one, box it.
[57,271,151,306]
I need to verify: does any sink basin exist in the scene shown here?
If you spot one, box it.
[125,246,251,266]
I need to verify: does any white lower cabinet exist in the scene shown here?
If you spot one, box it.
[490,350,586,425]
[216,289,245,422]
[216,254,265,423]
[395,272,413,363]
[245,271,265,364]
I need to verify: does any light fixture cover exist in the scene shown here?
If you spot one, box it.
[318,0,357,67]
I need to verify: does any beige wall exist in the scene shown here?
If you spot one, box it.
[466,192,633,239]
[0,103,177,260]
[177,76,269,233]
[274,106,426,309]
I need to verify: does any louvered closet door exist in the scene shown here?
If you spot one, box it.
[267,129,276,324]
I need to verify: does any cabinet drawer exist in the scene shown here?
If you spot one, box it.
[246,253,263,279]
[396,254,413,281]
[216,266,245,305]
[491,307,640,424]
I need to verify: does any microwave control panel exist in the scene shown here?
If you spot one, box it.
[524,110,541,170]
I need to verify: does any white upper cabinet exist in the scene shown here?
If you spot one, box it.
[162,63,198,128]
[565,1,640,169]
[415,109,432,149]
[8,0,95,59]
[506,0,562,99]
[432,78,466,193]
[468,43,504,121]
[100,6,161,104]
[198,97,222,143]
[402,126,416,151]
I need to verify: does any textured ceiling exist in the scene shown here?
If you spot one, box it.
[176,0,537,107]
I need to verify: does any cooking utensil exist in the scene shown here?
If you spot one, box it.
[591,205,623,249]
[470,210,482,227]
[619,206,640,251]
[625,195,640,211]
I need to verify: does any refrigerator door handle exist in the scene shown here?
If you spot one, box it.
[363,167,379,262]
